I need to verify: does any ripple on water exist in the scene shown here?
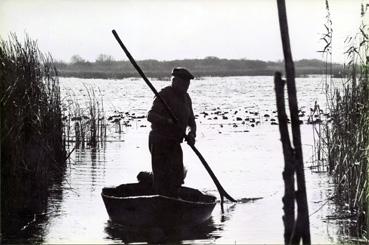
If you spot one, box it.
[39,76,344,244]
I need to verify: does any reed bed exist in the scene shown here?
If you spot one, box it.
[1,34,66,236]
[313,1,369,240]
[62,85,106,149]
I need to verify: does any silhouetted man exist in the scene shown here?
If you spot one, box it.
[147,67,197,197]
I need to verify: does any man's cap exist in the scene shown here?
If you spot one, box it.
[171,67,194,80]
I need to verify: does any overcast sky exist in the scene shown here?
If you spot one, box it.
[0,0,366,63]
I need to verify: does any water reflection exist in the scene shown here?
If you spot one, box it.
[33,76,353,243]
[330,205,368,244]
[90,147,106,191]
[2,169,66,244]
[104,218,223,244]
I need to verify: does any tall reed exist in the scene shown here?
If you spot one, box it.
[62,85,106,149]
[314,1,368,240]
[0,34,66,237]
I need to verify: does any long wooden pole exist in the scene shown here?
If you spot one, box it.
[112,30,236,203]
[276,0,311,244]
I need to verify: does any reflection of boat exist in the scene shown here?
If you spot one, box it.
[104,218,221,244]
[101,183,217,228]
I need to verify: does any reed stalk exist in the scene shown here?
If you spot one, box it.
[62,86,106,149]
[1,34,66,237]
[313,1,369,240]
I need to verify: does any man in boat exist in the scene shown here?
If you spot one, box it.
[147,67,197,197]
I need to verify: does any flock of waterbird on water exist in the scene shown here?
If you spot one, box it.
[102,103,330,134]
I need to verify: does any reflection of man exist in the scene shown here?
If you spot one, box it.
[147,67,197,197]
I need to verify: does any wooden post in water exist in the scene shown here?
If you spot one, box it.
[274,72,296,244]
[276,0,311,244]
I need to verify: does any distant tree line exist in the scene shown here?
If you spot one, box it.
[54,54,344,79]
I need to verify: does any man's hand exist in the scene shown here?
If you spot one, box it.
[186,131,196,146]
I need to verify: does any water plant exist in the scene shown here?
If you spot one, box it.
[62,85,106,149]
[313,1,369,240]
[0,34,66,237]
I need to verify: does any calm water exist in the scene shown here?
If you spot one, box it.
[33,76,344,243]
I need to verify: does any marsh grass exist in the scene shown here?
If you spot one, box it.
[62,85,106,149]
[313,1,369,240]
[0,34,66,237]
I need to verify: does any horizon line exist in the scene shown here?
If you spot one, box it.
[55,57,343,65]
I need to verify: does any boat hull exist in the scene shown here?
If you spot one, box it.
[102,184,216,228]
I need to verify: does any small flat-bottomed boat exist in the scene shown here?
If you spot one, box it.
[101,182,217,228]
